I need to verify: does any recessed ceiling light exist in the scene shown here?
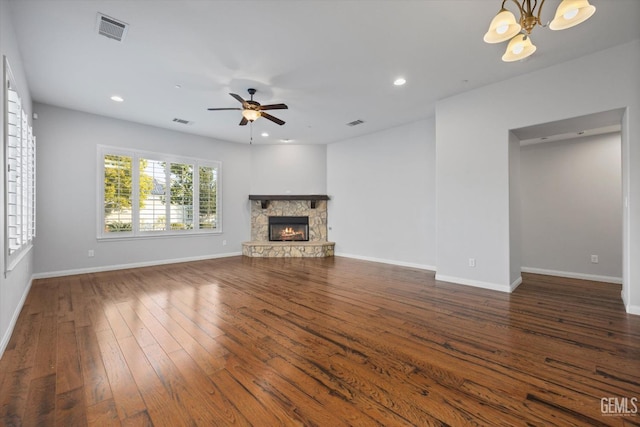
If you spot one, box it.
[261,132,269,137]
[110,95,124,102]
[280,138,292,143]
[175,84,182,89]
[393,77,406,86]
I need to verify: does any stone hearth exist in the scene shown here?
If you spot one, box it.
[242,241,335,258]
[242,196,335,258]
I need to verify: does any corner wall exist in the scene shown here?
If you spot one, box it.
[0,0,35,356]
[509,131,522,289]
[250,144,326,194]
[436,40,639,313]
[327,118,436,269]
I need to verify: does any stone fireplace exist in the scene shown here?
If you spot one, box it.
[242,195,335,257]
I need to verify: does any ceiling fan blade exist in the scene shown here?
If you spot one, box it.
[207,107,241,111]
[261,112,285,126]
[229,93,249,108]
[259,103,288,111]
[239,116,249,126]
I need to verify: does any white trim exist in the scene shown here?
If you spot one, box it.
[435,274,514,293]
[97,145,222,239]
[0,275,33,358]
[521,266,622,284]
[622,291,640,315]
[32,251,241,280]
[511,275,523,291]
[97,229,223,242]
[4,243,33,276]
[626,304,640,316]
[335,252,435,272]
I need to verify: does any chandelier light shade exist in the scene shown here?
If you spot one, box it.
[549,0,596,30]
[483,8,522,43]
[242,109,261,122]
[502,34,537,62]
[484,0,596,62]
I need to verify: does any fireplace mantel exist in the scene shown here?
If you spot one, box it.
[249,194,329,209]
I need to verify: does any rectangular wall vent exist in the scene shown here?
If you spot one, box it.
[97,13,128,42]
[346,119,365,127]
[172,118,192,125]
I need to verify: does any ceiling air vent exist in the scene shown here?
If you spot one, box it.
[97,13,128,42]
[346,119,365,127]
[172,118,192,125]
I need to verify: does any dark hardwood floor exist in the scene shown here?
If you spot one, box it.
[0,256,639,426]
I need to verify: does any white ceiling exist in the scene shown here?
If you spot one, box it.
[8,0,640,145]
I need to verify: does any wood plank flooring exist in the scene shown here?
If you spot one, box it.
[1,256,639,426]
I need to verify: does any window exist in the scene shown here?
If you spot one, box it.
[99,146,220,238]
[169,162,194,230]
[4,56,36,271]
[199,165,217,230]
[139,158,165,232]
[103,154,133,232]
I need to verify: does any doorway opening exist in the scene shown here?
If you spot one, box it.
[509,108,627,303]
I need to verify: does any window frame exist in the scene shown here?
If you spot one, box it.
[4,56,36,272]
[97,145,222,240]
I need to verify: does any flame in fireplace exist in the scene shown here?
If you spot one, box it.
[281,227,305,240]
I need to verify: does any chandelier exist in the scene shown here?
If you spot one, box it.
[484,0,596,62]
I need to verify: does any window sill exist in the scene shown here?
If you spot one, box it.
[97,230,223,241]
[5,243,34,274]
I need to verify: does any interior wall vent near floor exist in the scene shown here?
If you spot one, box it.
[96,13,128,42]
[172,118,192,125]
[346,119,365,127]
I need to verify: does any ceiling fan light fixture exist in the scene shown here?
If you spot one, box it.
[208,89,287,126]
[549,0,596,30]
[242,109,261,122]
[484,8,521,43]
[501,34,536,62]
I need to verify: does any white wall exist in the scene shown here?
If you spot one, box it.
[436,41,640,313]
[327,118,436,269]
[32,103,252,276]
[520,133,622,282]
[250,144,326,194]
[509,131,522,288]
[0,0,35,356]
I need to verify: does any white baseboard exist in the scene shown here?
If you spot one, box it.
[435,274,514,293]
[335,252,436,272]
[625,294,640,316]
[627,305,640,315]
[0,276,33,358]
[32,252,242,280]
[619,290,640,315]
[511,276,523,291]
[520,266,622,284]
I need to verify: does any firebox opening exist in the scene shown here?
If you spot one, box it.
[269,216,309,241]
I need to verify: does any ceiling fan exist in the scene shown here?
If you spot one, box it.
[207,88,288,126]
